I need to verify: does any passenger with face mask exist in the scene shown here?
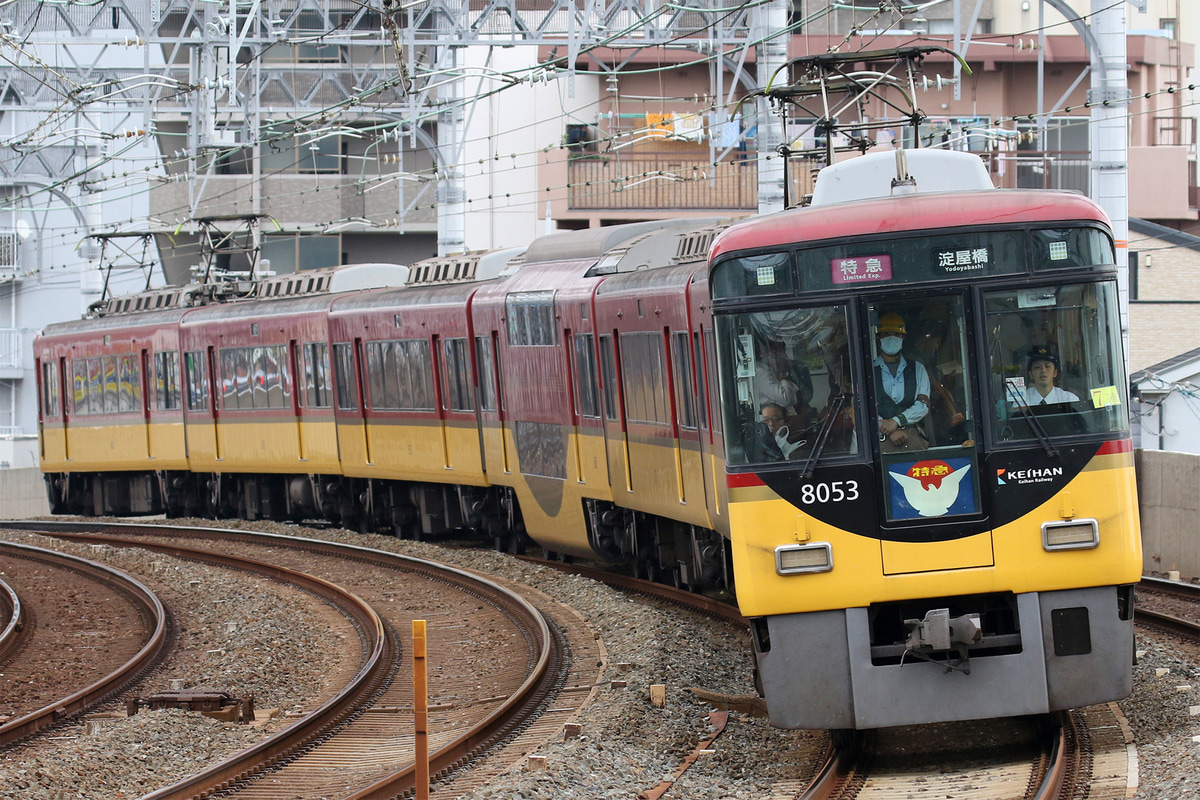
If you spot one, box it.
[874,311,930,452]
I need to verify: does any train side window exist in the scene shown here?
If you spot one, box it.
[443,337,474,412]
[42,361,60,417]
[506,291,556,346]
[250,347,269,409]
[704,330,721,434]
[102,356,119,414]
[185,351,209,411]
[620,331,669,426]
[71,359,86,415]
[87,358,103,414]
[475,335,498,412]
[154,351,181,411]
[365,342,392,409]
[333,343,358,411]
[120,355,141,413]
[574,333,600,419]
[673,331,697,430]
[599,335,619,421]
[258,346,287,409]
[302,342,330,408]
[403,339,435,411]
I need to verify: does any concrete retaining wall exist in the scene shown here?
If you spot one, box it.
[1136,449,1200,579]
[0,468,50,519]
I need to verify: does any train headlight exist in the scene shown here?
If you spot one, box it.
[775,543,833,575]
[1041,519,1099,551]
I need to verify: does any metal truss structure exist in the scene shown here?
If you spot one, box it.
[0,0,788,263]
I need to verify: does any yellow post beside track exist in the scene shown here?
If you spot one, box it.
[414,620,429,800]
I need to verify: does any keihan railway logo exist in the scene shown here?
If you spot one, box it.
[996,466,1064,486]
[888,458,973,518]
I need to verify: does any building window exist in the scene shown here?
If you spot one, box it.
[262,234,340,274]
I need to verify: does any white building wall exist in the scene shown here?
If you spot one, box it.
[3,33,162,446]
[461,46,600,251]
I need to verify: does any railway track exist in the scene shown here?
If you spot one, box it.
[524,554,1143,800]
[0,520,590,799]
[1136,575,1200,642]
[0,540,168,748]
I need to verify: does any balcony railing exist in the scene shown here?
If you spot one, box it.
[564,149,1108,212]
[0,328,22,372]
[568,154,759,210]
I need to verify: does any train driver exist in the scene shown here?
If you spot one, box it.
[1022,346,1079,405]
[874,311,931,452]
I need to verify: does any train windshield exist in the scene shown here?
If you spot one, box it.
[984,281,1128,441]
[718,305,856,466]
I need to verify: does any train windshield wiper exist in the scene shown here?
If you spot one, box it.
[799,392,848,480]
[1005,381,1058,457]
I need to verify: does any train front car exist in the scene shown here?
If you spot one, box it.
[710,150,1141,730]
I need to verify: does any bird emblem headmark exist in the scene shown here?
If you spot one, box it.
[889,459,972,517]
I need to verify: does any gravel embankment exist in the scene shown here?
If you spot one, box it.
[1,521,1197,798]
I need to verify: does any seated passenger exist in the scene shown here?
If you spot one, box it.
[755,339,813,415]
[744,402,814,462]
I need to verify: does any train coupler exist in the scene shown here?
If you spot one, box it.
[902,609,983,673]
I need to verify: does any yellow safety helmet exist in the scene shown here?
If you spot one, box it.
[876,312,906,336]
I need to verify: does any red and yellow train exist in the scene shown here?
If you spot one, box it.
[37,149,1141,729]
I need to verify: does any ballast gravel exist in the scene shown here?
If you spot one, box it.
[0,521,1196,799]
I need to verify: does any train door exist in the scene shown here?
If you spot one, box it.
[209,347,224,461]
[141,349,154,459]
[58,357,70,461]
[865,294,990,574]
[289,340,307,462]
[332,340,370,465]
[492,332,511,473]
[431,334,451,469]
[562,328,585,483]
[598,332,631,493]
[699,326,726,522]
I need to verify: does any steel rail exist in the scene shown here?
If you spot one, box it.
[0,520,558,800]
[1139,575,1200,600]
[0,540,168,748]
[0,575,19,656]
[517,554,748,626]
[1031,712,1076,800]
[1134,606,1200,642]
[12,531,391,800]
[1137,576,1200,643]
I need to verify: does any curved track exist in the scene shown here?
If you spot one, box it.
[0,520,566,800]
[0,540,168,748]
